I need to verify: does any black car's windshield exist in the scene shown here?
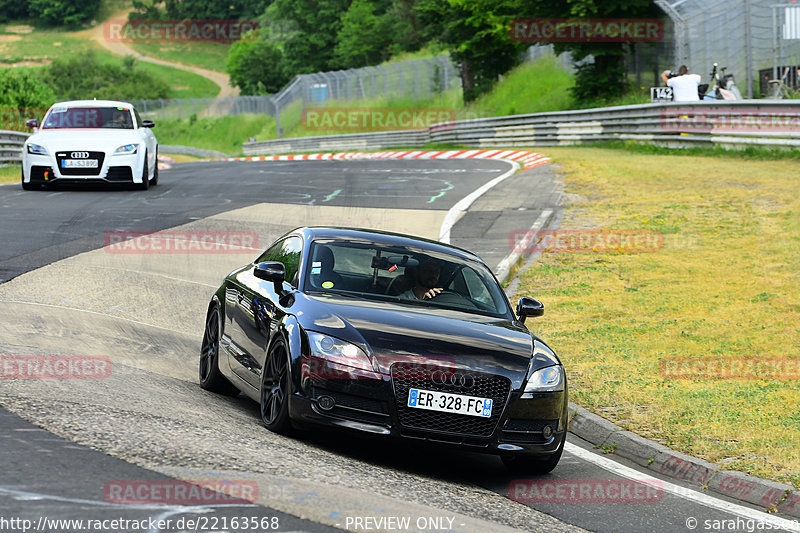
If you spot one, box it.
[304,240,512,318]
[42,106,134,129]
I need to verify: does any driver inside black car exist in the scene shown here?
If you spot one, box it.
[398,258,444,300]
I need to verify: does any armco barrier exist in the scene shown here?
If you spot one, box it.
[243,101,800,155]
[0,130,29,164]
[159,145,230,159]
[243,130,429,156]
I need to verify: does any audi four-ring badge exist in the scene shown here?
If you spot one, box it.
[21,100,158,190]
[200,227,568,473]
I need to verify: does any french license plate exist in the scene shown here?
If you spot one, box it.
[407,388,492,418]
[62,159,98,168]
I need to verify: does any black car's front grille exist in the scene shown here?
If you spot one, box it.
[105,166,133,182]
[391,363,511,437]
[311,387,390,425]
[55,151,105,176]
[500,418,560,444]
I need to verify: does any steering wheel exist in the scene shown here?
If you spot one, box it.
[426,289,476,308]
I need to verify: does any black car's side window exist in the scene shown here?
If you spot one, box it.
[256,236,303,287]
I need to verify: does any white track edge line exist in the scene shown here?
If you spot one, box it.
[565,443,800,531]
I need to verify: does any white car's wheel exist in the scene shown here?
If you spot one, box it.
[137,151,150,191]
[150,148,159,186]
[21,168,35,191]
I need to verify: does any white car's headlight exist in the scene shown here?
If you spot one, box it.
[522,365,564,395]
[113,144,138,155]
[307,331,374,372]
[26,143,47,155]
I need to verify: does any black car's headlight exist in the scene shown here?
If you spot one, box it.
[26,143,47,155]
[113,143,138,155]
[522,365,565,396]
[307,331,374,372]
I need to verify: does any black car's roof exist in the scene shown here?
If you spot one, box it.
[292,227,483,263]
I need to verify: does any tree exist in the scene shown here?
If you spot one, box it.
[334,0,392,69]
[226,35,288,94]
[0,0,29,22]
[417,0,526,103]
[519,0,661,104]
[131,0,273,20]
[265,0,350,74]
[28,0,102,27]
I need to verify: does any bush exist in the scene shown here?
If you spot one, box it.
[28,0,101,27]
[0,69,56,130]
[45,52,171,101]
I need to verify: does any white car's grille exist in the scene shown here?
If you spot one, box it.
[55,151,105,176]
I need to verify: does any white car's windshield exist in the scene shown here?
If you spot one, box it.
[303,240,512,318]
[42,106,134,129]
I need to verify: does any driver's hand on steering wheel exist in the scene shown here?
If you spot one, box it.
[421,287,443,299]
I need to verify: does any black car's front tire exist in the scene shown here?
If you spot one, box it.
[260,337,291,433]
[501,430,566,475]
[199,306,239,396]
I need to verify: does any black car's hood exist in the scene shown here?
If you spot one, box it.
[296,294,534,381]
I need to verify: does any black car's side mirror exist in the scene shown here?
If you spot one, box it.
[254,261,285,293]
[26,119,39,129]
[141,119,155,128]
[516,297,544,324]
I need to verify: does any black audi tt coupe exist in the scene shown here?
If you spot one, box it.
[199,227,568,473]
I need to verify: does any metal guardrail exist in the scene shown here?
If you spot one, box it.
[243,101,800,155]
[159,145,230,159]
[243,130,430,156]
[0,131,29,164]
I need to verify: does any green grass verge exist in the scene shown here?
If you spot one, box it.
[467,55,574,116]
[515,146,800,489]
[154,114,275,155]
[0,165,20,184]
[128,41,230,73]
[594,140,800,162]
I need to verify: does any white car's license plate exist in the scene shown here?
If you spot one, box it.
[407,388,492,418]
[62,159,98,168]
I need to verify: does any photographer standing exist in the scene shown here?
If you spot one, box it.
[661,66,702,101]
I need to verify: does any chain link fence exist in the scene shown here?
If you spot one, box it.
[131,55,461,137]
[130,96,276,122]
[656,0,800,98]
